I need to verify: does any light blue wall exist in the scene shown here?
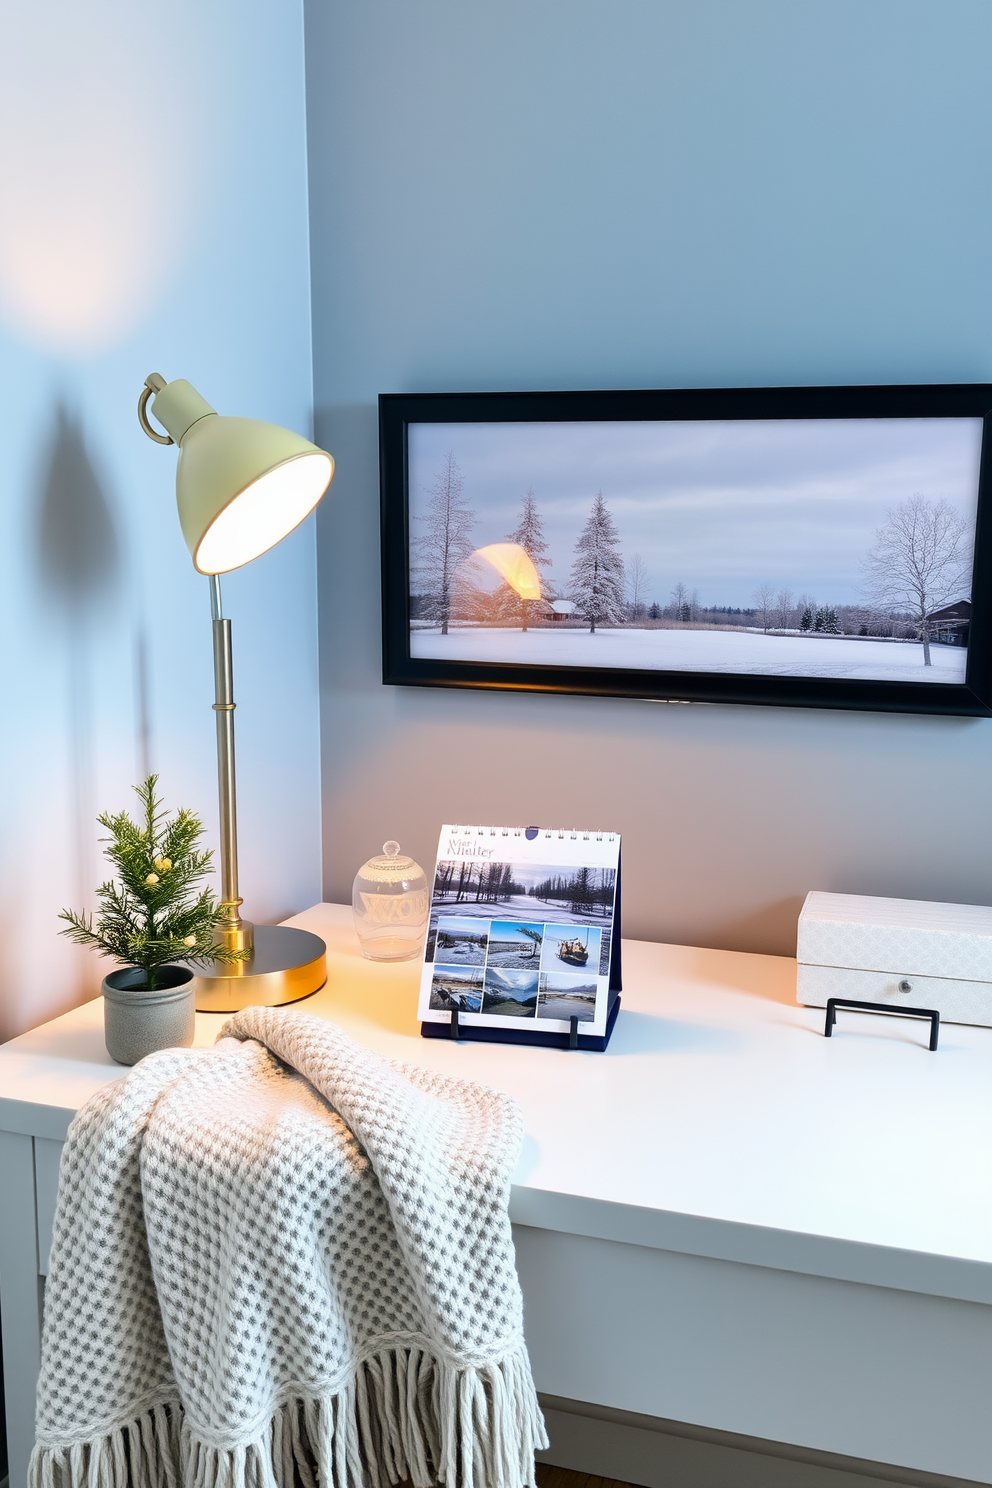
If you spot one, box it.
[306,0,992,956]
[0,0,321,1039]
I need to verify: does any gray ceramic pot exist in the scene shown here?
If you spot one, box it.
[102,965,196,1066]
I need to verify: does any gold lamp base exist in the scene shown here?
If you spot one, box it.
[193,924,327,1013]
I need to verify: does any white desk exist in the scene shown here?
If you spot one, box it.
[3,905,992,1486]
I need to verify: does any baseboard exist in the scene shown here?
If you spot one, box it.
[536,1394,988,1488]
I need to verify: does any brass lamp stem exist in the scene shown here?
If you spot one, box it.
[209,576,253,955]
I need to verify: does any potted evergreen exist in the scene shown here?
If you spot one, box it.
[60,775,246,1065]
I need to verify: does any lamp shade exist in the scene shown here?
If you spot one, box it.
[149,378,334,574]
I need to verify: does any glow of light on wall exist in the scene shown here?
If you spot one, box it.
[0,0,220,356]
[474,543,543,598]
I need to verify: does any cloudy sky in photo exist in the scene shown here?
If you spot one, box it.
[408,417,983,608]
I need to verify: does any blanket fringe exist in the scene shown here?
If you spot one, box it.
[29,1344,548,1488]
[30,1403,182,1488]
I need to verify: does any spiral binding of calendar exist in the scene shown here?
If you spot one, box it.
[448,825,619,842]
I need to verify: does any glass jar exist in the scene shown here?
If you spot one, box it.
[352,841,430,961]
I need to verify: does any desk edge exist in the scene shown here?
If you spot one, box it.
[5,1102,991,1304]
[508,1186,992,1305]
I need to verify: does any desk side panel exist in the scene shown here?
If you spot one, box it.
[0,1132,43,1488]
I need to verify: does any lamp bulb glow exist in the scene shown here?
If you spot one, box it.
[193,452,333,574]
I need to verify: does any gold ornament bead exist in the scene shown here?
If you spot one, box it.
[145,873,159,886]
[153,857,172,872]
[183,934,197,947]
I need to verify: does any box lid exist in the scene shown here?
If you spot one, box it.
[797,891,992,980]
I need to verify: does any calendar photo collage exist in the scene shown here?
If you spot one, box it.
[417,826,620,1037]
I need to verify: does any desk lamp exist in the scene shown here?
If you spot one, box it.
[138,373,334,1011]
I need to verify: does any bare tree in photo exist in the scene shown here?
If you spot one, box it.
[506,487,552,631]
[627,553,649,621]
[670,581,689,623]
[862,494,973,666]
[777,588,794,629]
[752,582,775,632]
[570,491,626,633]
[413,453,477,635]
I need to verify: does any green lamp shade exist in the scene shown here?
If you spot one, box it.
[150,379,334,574]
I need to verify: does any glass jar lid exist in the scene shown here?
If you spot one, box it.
[357,841,424,885]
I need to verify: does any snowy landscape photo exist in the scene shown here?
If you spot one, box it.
[428,965,484,1014]
[537,975,598,1022]
[407,416,983,684]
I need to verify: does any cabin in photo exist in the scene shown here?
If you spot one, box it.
[928,599,971,647]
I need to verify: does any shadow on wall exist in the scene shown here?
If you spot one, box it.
[711,895,808,960]
[34,405,128,1000]
[37,405,121,607]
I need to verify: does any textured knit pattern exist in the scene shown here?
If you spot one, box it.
[31,1008,546,1488]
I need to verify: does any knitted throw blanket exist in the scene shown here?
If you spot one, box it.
[31,1007,546,1488]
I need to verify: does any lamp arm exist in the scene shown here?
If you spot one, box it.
[209,576,253,955]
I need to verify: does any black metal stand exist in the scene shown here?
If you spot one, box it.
[824,998,939,1051]
[452,1009,580,1046]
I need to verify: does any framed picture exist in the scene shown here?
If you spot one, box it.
[379,384,992,715]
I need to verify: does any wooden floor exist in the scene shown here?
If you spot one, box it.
[536,1465,635,1488]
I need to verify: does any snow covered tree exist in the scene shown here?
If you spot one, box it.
[799,602,814,632]
[570,491,626,633]
[862,494,973,666]
[506,488,551,631]
[670,581,689,622]
[413,453,476,635]
[648,601,662,620]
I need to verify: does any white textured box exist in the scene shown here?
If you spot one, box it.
[797,891,992,1028]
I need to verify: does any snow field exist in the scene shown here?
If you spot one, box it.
[411,625,967,683]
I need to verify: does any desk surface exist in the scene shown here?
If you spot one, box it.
[3,903,992,1304]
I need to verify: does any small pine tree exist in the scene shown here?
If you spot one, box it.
[59,776,247,990]
[821,608,841,634]
[799,606,813,631]
[506,488,552,631]
[570,492,626,633]
[648,602,661,620]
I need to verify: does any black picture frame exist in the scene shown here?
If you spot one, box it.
[380,384,992,716]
